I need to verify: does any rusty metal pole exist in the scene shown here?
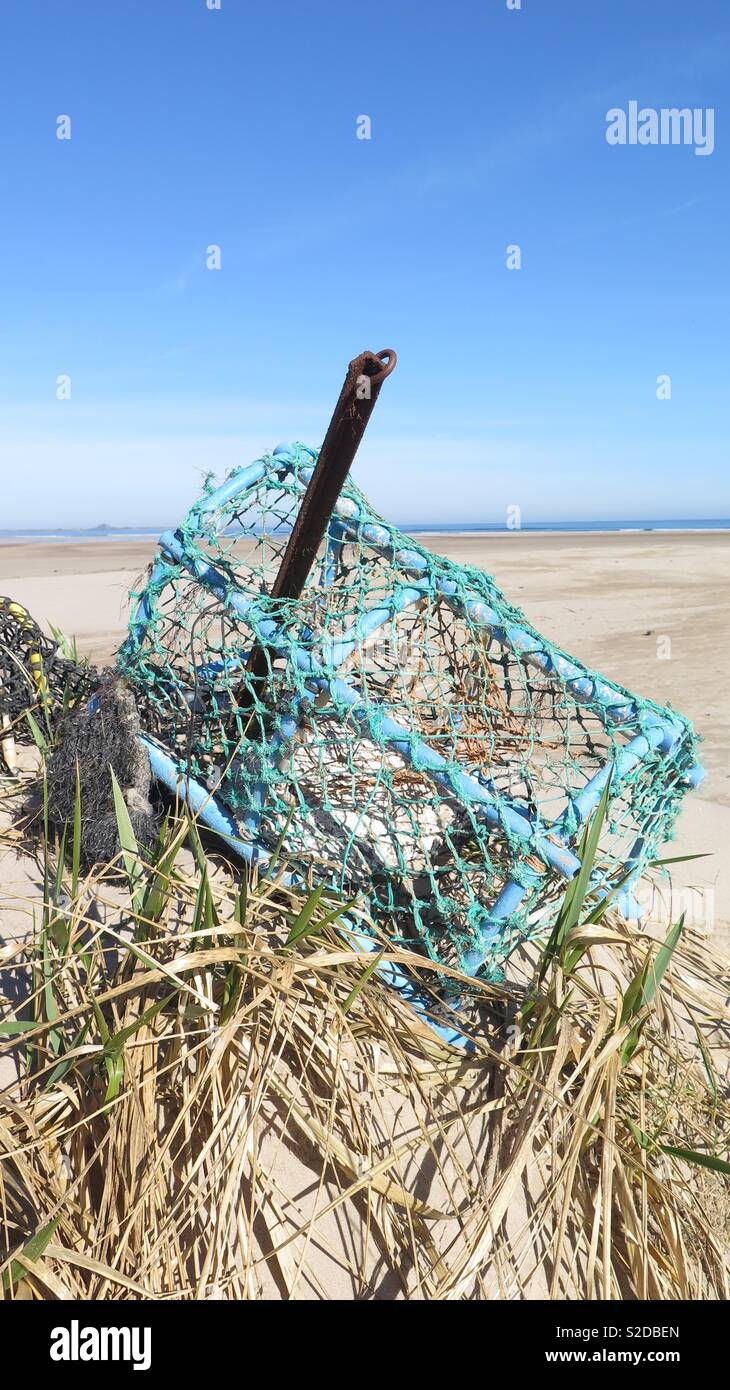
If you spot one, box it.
[245,348,397,693]
[272,348,396,600]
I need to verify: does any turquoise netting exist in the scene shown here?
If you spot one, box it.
[117,444,701,980]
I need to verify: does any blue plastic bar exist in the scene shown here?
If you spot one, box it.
[245,571,426,821]
[122,553,175,658]
[239,583,428,834]
[320,583,427,669]
[459,875,538,977]
[552,714,678,841]
[194,457,274,516]
[459,717,674,976]
[458,723,668,978]
[193,442,317,518]
[322,523,345,589]
[241,704,304,832]
[158,531,254,610]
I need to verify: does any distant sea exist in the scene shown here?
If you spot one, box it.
[1,519,729,542]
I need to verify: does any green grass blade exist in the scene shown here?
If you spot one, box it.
[1,1215,61,1294]
[221,966,244,1023]
[185,810,219,931]
[342,949,385,1015]
[143,819,188,923]
[41,926,61,1057]
[650,853,712,867]
[285,885,355,948]
[690,1013,718,1103]
[621,914,685,1028]
[46,1020,90,1087]
[642,913,685,1010]
[234,869,248,928]
[71,759,82,896]
[0,1019,37,1036]
[660,1145,730,1176]
[260,803,296,883]
[103,1051,125,1103]
[620,915,685,1065]
[105,990,177,1057]
[25,710,48,755]
[539,771,613,981]
[285,883,327,947]
[626,1118,657,1152]
[561,773,613,937]
[110,767,145,913]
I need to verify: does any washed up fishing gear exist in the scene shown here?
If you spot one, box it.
[0,596,97,772]
[46,674,159,863]
[114,350,703,986]
[0,597,95,724]
[0,601,150,858]
[1,349,704,1024]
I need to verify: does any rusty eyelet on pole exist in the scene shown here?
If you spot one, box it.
[370,348,397,386]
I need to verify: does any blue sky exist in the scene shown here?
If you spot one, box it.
[0,0,728,527]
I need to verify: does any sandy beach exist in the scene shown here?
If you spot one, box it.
[1,530,728,939]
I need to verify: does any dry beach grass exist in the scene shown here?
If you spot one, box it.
[1,745,729,1300]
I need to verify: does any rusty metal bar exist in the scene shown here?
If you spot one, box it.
[245,348,397,694]
[272,348,396,599]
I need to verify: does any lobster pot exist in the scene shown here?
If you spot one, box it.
[118,444,701,980]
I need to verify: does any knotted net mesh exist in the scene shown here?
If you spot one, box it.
[117,444,700,979]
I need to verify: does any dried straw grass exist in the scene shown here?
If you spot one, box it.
[1,764,729,1300]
